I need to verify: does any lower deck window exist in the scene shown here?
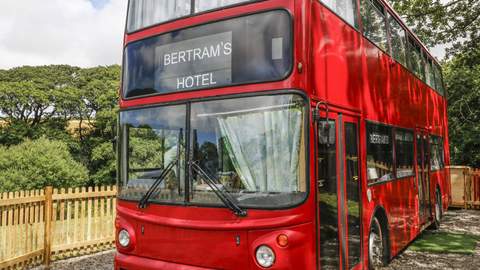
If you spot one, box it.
[395,129,414,178]
[366,123,393,183]
[430,136,445,171]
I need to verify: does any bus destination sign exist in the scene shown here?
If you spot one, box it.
[155,31,232,92]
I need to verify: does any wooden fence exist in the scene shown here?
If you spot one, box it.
[449,166,480,209]
[0,186,117,269]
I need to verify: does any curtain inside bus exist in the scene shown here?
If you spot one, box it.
[217,107,303,192]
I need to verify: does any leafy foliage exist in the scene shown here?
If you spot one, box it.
[444,46,480,167]
[0,65,120,191]
[0,138,89,192]
[0,65,81,126]
[389,0,480,56]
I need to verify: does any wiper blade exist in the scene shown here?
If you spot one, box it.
[190,161,247,217]
[138,159,177,209]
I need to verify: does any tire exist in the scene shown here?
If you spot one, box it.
[368,216,388,269]
[430,188,442,230]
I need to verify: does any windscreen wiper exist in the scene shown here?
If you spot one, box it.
[190,161,247,217]
[138,158,177,209]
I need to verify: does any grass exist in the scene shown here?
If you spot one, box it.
[409,232,480,255]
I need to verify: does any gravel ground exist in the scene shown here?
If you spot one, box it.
[32,250,115,270]
[382,209,480,270]
[35,209,479,270]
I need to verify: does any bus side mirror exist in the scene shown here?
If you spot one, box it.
[313,101,329,123]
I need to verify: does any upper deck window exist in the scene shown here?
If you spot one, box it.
[360,0,388,51]
[127,0,255,33]
[425,57,436,89]
[388,13,407,66]
[320,0,359,28]
[407,37,426,81]
[127,0,191,33]
[195,0,253,12]
[433,63,445,95]
[123,10,292,99]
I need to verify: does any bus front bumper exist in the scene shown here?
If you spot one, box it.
[115,252,213,270]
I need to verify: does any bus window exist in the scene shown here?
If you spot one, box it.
[433,63,446,96]
[189,94,307,209]
[345,122,361,268]
[360,0,388,51]
[123,10,293,98]
[395,129,414,178]
[127,0,191,32]
[119,105,187,203]
[195,0,253,12]
[366,123,394,184]
[407,37,426,81]
[320,0,359,28]
[127,0,259,32]
[387,13,407,66]
[430,136,445,171]
[317,119,340,269]
[424,57,436,88]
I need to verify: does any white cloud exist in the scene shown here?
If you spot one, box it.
[0,0,127,69]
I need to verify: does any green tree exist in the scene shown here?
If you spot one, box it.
[75,65,120,185]
[0,65,81,126]
[444,46,480,167]
[0,138,89,192]
[389,0,480,55]
[0,65,121,187]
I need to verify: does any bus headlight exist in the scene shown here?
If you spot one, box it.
[255,245,275,268]
[118,229,130,247]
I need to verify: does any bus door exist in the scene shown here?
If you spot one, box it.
[416,131,431,225]
[316,112,362,270]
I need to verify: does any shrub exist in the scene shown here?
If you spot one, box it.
[0,138,89,192]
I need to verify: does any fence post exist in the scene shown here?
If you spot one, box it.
[44,186,53,268]
[463,168,468,209]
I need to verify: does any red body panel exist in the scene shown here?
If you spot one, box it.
[310,1,450,263]
[116,0,451,269]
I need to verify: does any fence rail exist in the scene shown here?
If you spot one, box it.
[0,185,117,269]
[449,166,480,209]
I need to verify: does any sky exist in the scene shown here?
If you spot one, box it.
[0,0,446,70]
[0,0,127,69]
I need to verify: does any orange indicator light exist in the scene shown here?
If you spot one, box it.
[276,234,288,247]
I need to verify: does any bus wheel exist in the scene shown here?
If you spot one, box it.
[368,217,387,269]
[431,188,442,229]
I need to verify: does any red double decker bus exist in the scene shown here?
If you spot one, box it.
[115,0,451,269]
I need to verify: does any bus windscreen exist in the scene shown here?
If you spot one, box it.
[122,10,292,99]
